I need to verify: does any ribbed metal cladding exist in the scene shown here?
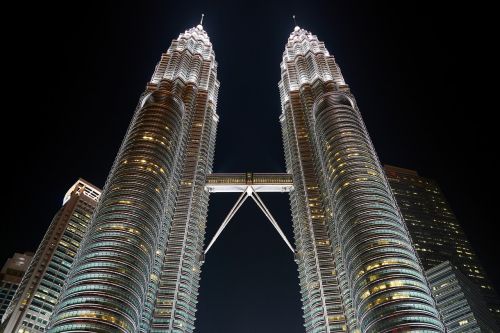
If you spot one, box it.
[48,24,218,333]
[281,104,348,333]
[280,26,445,332]
[280,27,351,333]
[148,25,219,333]
[47,86,185,333]
[313,91,444,332]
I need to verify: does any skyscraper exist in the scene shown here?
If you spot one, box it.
[279,26,444,332]
[32,21,450,333]
[384,164,500,324]
[47,22,219,333]
[148,22,218,333]
[1,179,100,333]
[427,261,498,332]
[0,252,33,318]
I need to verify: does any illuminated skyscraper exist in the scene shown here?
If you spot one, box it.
[384,165,500,324]
[147,22,219,333]
[1,179,100,333]
[47,22,219,333]
[279,26,444,332]
[30,20,450,333]
[0,252,33,319]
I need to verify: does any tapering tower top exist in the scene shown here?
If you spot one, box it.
[150,21,220,107]
[286,26,320,46]
[178,25,212,52]
[279,26,346,105]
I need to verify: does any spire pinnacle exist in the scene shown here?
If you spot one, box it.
[197,14,204,30]
[293,15,299,31]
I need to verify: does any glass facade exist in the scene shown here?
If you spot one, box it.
[427,261,498,332]
[0,252,33,319]
[1,180,100,333]
[0,281,17,320]
[279,27,444,332]
[384,165,500,325]
[47,24,218,333]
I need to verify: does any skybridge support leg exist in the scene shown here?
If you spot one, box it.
[204,190,248,255]
[203,186,295,260]
[250,191,295,254]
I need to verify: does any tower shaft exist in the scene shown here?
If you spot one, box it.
[280,27,445,332]
[48,25,218,333]
[149,64,218,333]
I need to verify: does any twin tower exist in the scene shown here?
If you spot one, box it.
[45,23,445,332]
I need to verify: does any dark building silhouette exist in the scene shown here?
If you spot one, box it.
[385,165,500,325]
[0,252,33,319]
[427,261,498,332]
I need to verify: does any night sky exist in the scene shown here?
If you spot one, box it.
[2,1,498,332]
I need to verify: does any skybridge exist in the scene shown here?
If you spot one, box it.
[203,173,296,258]
[205,172,294,193]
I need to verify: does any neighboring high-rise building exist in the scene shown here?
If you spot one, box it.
[384,164,500,324]
[47,22,219,333]
[279,26,444,332]
[0,252,33,318]
[427,261,498,332]
[1,179,101,333]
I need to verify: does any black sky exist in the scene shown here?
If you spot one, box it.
[2,1,498,332]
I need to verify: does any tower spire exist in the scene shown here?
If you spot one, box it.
[293,15,299,31]
[197,14,204,30]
